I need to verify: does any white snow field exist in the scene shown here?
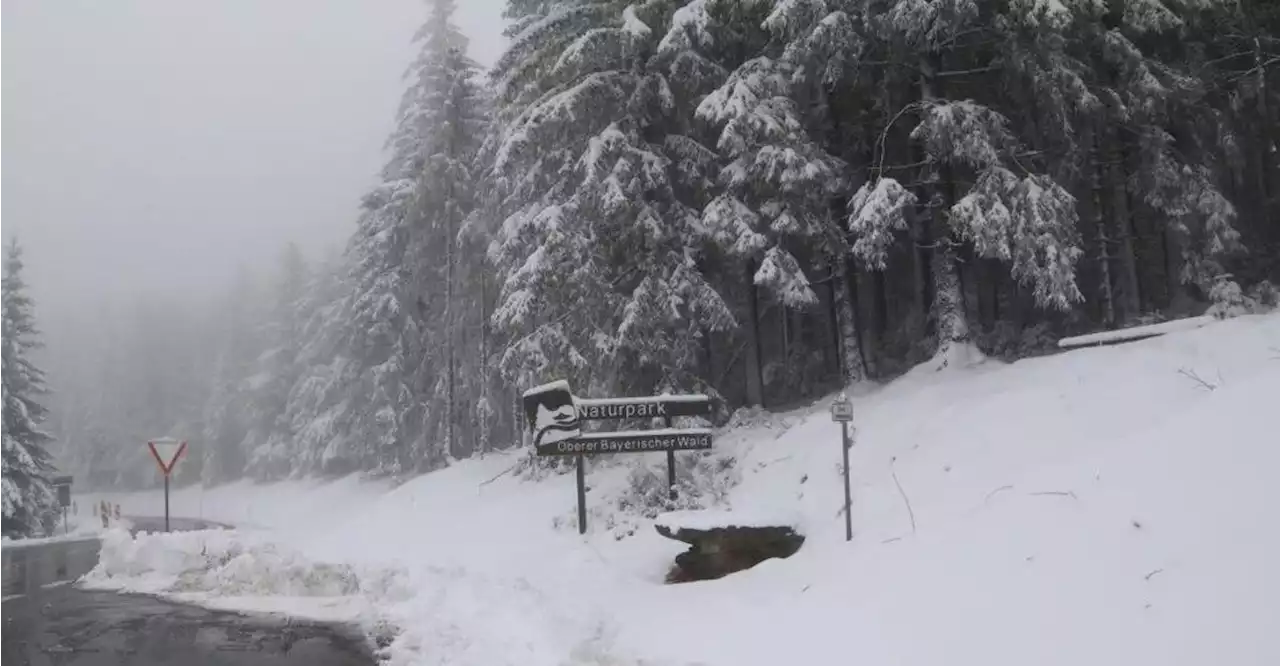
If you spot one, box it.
[85,312,1280,666]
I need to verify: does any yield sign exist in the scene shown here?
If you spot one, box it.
[148,438,188,476]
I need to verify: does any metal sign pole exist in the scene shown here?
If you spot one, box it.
[164,473,171,533]
[841,421,853,542]
[830,393,855,542]
[665,415,676,506]
[575,454,587,535]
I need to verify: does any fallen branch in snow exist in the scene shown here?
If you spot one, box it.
[984,485,1014,504]
[1057,316,1213,349]
[1177,367,1221,391]
[478,464,519,488]
[881,536,903,544]
[1144,568,1164,581]
[1030,490,1078,499]
[890,457,916,535]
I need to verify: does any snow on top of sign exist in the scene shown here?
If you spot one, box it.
[1057,315,1213,349]
[575,394,710,406]
[655,509,803,533]
[521,379,571,397]
[575,427,712,441]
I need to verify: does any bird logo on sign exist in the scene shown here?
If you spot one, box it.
[522,381,580,449]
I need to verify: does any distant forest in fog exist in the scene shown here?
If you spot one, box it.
[38,0,1278,489]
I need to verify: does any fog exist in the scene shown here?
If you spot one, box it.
[2,0,506,317]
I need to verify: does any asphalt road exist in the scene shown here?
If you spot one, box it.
[2,516,378,666]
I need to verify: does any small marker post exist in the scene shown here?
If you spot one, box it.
[830,393,855,542]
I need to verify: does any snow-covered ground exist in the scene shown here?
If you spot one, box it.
[2,513,118,547]
[84,313,1280,665]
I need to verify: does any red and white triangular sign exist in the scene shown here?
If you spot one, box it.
[148,437,187,476]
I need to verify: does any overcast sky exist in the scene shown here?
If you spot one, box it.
[2,0,506,316]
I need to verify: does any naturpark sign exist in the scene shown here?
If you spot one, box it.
[545,428,713,456]
[521,381,712,456]
[575,396,712,422]
[521,380,714,534]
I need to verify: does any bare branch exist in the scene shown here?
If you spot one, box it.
[935,65,1000,78]
[1144,568,1164,581]
[873,101,926,183]
[984,484,1014,504]
[890,457,917,535]
[479,463,518,487]
[1177,367,1219,391]
[1030,490,1078,499]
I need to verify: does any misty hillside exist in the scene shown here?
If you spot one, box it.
[25,0,1277,493]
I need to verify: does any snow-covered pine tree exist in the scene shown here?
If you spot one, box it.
[200,267,265,484]
[243,243,310,480]
[489,0,735,398]
[2,239,59,537]
[825,0,1086,367]
[275,251,355,477]
[1063,1,1246,313]
[408,0,489,464]
[693,0,869,385]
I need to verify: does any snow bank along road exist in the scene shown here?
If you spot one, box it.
[2,518,376,666]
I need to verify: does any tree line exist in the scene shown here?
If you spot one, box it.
[37,0,1278,492]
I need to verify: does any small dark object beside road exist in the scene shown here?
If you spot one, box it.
[657,523,805,583]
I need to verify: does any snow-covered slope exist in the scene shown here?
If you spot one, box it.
[86,313,1280,666]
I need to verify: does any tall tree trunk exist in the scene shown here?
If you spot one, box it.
[1104,122,1142,320]
[444,198,457,460]
[1242,0,1278,213]
[743,259,765,406]
[477,267,491,455]
[871,268,889,343]
[1092,132,1116,328]
[825,267,842,382]
[919,54,970,364]
[833,255,866,384]
[1163,227,1187,308]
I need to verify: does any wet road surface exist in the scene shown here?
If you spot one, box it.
[124,516,234,534]
[2,516,378,666]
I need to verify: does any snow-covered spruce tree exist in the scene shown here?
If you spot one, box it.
[691,0,870,385]
[242,243,310,480]
[274,251,355,477]
[408,0,489,463]
[1101,6,1245,305]
[331,0,492,474]
[2,239,59,537]
[1025,0,1248,320]
[823,0,1086,367]
[201,268,265,484]
[488,0,735,398]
